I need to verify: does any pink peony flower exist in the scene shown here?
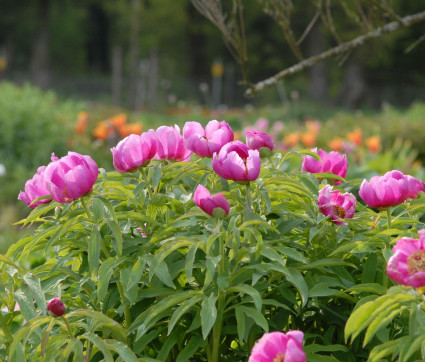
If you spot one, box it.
[150,125,191,162]
[193,185,230,218]
[183,120,234,157]
[43,152,98,203]
[249,331,306,362]
[359,170,411,209]
[387,230,425,287]
[111,133,157,172]
[18,165,53,208]
[318,185,357,225]
[212,141,261,182]
[246,130,275,152]
[47,297,66,317]
[301,148,348,185]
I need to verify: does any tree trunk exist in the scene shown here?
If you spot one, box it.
[31,0,50,89]
[337,56,367,109]
[111,45,123,106]
[307,23,329,103]
[129,0,142,110]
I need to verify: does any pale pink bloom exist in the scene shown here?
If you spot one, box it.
[212,141,261,182]
[246,131,275,151]
[249,331,306,362]
[318,185,356,225]
[254,117,269,132]
[43,152,98,203]
[193,185,230,217]
[150,125,191,162]
[183,120,234,157]
[387,230,425,287]
[301,148,348,185]
[18,165,52,208]
[359,170,410,209]
[111,133,157,172]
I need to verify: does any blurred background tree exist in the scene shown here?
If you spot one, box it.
[0,0,425,109]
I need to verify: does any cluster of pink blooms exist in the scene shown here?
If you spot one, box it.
[18,152,98,207]
[359,170,425,209]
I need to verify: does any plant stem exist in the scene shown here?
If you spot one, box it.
[210,291,226,362]
[62,316,74,339]
[81,197,93,219]
[117,282,132,333]
[245,183,252,212]
[387,208,392,229]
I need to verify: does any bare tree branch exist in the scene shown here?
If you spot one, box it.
[245,10,425,97]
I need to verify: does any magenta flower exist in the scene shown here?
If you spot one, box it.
[301,148,348,185]
[193,185,230,218]
[150,125,191,162]
[246,130,275,152]
[18,166,52,208]
[47,297,66,317]
[387,230,425,287]
[183,120,234,157]
[318,185,357,225]
[43,152,98,203]
[212,141,261,182]
[359,170,410,209]
[111,133,157,172]
[249,331,306,362]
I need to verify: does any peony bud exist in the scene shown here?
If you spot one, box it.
[193,185,230,217]
[47,297,66,317]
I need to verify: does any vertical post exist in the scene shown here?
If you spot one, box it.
[111,45,122,106]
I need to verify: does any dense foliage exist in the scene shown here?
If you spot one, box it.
[3,117,425,361]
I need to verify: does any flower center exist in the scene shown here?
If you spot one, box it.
[273,353,285,362]
[332,205,346,219]
[407,250,425,275]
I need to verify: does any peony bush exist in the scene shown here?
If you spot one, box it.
[3,119,425,361]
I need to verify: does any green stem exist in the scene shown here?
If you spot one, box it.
[210,291,226,362]
[62,316,74,339]
[387,208,392,229]
[81,197,93,219]
[117,282,132,332]
[245,183,252,213]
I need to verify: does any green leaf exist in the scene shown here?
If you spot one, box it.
[23,273,47,315]
[14,287,37,321]
[227,285,262,311]
[88,226,101,278]
[157,329,180,360]
[285,267,309,307]
[98,257,125,302]
[105,219,123,256]
[235,306,246,343]
[399,334,425,362]
[368,338,406,362]
[236,305,269,333]
[304,344,348,353]
[153,260,175,289]
[309,283,340,298]
[176,335,205,362]
[185,244,198,281]
[168,295,204,335]
[200,293,217,339]
[345,294,415,343]
[104,340,139,362]
[125,257,146,295]
[81,333,114,362]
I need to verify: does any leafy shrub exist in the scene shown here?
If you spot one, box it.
[3,140,425,361]
[0,82,84,204]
